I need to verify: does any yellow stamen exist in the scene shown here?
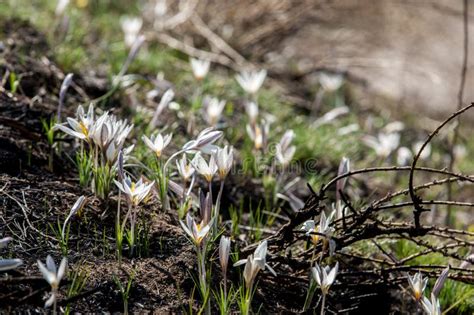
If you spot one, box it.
[79,121,89,137]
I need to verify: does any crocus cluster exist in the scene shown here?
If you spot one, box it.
[55,104,134,198]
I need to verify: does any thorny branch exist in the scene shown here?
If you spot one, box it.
[241,103,474,292]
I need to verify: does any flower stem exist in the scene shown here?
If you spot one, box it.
[320,293,326,315]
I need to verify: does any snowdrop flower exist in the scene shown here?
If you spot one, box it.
[176,154,195,182]
[182,127,223,153]
[55,0,69,16]
[311,262,339,295]
[245,101,259,125]
[114,176,154,206]
[190,58,211,81]
[407,272,428,301]
[180,213,212,246]
[246,120,269,151]
[421,293,442,315]
[413,141,431,160]
[192,153,217,183]
[275,130,296,166]
[219,236,231,275]
[142,133,172,158]
[301,210,335,244]
[214,146,233,180]
[55,104,95,141]
[363,132,400,158]
[236,69,267,95]
[397,147,413,166]
[234,240,276,289]
[203,96,226,126]
[37,255,67,307]
[120,16,142,48]
[319,73,343,92]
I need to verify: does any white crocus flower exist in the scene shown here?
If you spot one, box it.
[114,176,154,206]
[319,73,344,92]
[142,133,172,158]
[89,112,134,151]
[0,237,23,272]
[120,16,143,48]
[192,153,218,183]
[363,132,400,158]
[89,111,110,149]
[214,146,233,180]
[37,255,67,307]
[246,120,269,151]
[397,147,413,166]
[176,154,195,182]
[421,293,442,315]
[245,101,259,125]
[301,210,335,245]
[311,262,339,295]
[413,141,431,160]
[190,58,211,81]
[154,0,168,17]
[182,127,223,153]
[106,143,134,167]
[234,240,276,289]
[219,236,231,275]
[55,104,95,141]
[0,258,23,271]
[180,213,212,246]
[203,96,226,126]
[236,69,267,95]
[55,0,69,16]
[453,145,467,160]
[62,195,87,239]
[275,130,296,166]
[407,272,428,301]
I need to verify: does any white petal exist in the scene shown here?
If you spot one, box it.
[57,257,67,282]
[38,260,56,285]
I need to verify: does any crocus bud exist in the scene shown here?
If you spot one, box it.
[219,236,231,276]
